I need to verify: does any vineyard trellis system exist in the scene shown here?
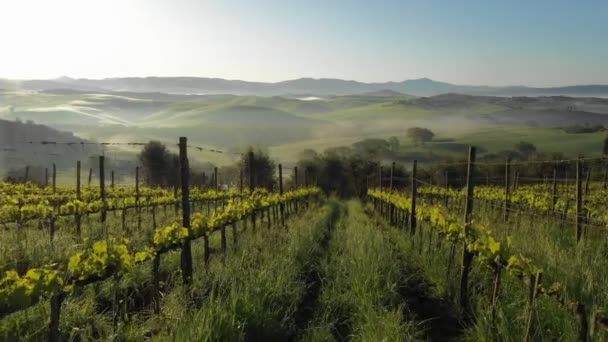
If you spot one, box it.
[0,137,321,342]
[367,146,608,341]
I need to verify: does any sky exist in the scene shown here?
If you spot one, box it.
[0,0,606,87]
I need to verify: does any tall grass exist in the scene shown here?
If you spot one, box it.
[302,201,422,341]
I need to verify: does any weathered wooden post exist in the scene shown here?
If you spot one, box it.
[52,163,56,193]
[390,161,395,223]
[551,167,558,213]
[504,158,511,222]
[603,157,608,190]
[279,164,285,227]
[49,293,64,342]
[136,166,141,230]
[460,146,476,320]
[410,160,417,235]
[76,161,82,233]
[378,166,383,215]
[179,137,194,283]
[249,150,256,229]
[576,158,583,242]
[99,156,106,224]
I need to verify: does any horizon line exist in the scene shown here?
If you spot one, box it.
[2,75,608,89]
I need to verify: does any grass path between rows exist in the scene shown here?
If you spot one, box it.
[300,200,462,342]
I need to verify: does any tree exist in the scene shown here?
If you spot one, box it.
[515,141,537,158]
[352,138,389,160]
[241,146,276,190]
[298,149,318,161]
[138,141,177,187]
[406,127,434,145]
[388,136,400,152]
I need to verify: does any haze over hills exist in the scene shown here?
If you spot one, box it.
[3,74,608,170]
[2,76,608,97]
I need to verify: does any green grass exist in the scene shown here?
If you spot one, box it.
[452,125,605,156]
[301,201,424,341]
[0,199,334,340]
[370,191,606,340]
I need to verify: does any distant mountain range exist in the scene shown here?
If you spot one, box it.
[1,76,608,97]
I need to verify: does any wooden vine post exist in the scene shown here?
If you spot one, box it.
[603,157,608,190]
[50,163,57,243]
[111,170,115,188]
[136,166,141,230]
[390,161,395,224]
[410,160,417,235]
[504,158,511,222]
[460,146,476,320]
[279,164,285,227]
[52,163,56,193]
[76,161,82,233]
[575,158,583,242]
[88,167,93,186]
[294,166,298,188]
[551,167,558,213]
[49,293,64,342]
[444,171,449,207]
[378,166,383,216]
[214,166,219,215]
[45,168,49,187]
[179,137,194,283]
[99,156,106,224]
[249,150,256,229]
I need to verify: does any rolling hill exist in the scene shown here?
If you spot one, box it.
[2,76,608,97]
[3,87,608,166]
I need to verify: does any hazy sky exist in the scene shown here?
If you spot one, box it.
[0,0,606,86]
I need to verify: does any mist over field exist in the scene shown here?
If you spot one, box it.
[2,78,608,174]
